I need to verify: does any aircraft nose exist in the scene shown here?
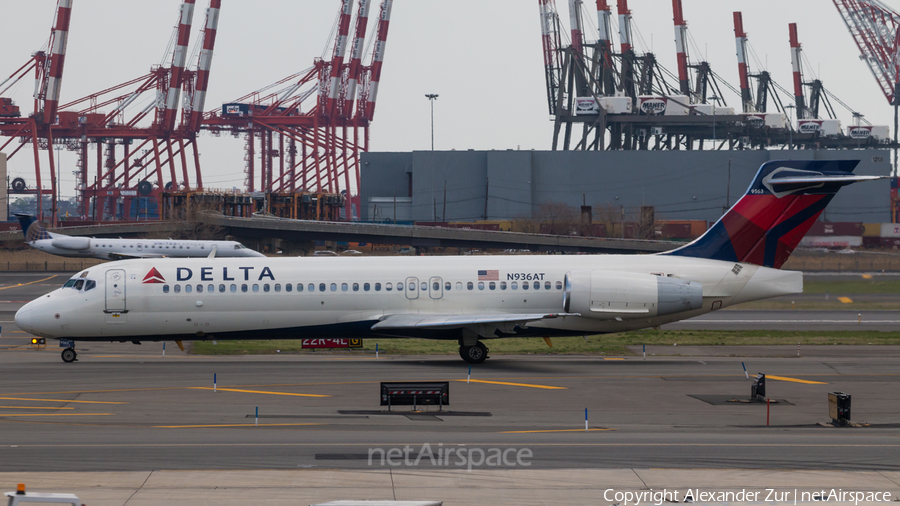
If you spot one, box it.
[15,306,33,333]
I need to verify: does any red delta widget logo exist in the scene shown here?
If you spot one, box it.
[142,268,166,284]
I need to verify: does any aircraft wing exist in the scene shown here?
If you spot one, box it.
[371,312,575,330]
[108,252,167,261]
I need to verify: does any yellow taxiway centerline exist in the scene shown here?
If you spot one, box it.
[189,387,330,398]
[766,375,829,385]
[0,413,114,417]
[0,275,58,291]
[500,428,615,433]
[0,406,74,410]
[457,379,567,390]
[838,296,854,303]
[0,397,127,404]
[154,423,325,429]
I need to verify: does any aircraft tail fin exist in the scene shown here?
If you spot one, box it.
[664,160,883,269]
[14,214,51,242]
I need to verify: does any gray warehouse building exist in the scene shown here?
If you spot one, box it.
[360,150,892,225]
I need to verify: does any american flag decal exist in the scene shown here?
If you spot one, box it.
[478,270,499,281]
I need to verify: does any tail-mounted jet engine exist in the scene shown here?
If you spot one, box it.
[50,237,91,250]
[563,270,702,319]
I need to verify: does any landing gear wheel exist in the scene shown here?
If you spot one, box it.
[61,348,77,363]
[459,342,488,364]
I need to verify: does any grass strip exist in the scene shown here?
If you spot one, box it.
[190,330,900,357]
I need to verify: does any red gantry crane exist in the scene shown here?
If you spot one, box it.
[0,0,73,224]
[61,0,222,220]
[203,0,394,220]
[1,0,222,222]
[732,11,787,114]
[788,22,838,121]
[670,0,727,105]
[832,0,900,220]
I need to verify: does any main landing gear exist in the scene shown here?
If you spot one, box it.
[61,348,77,363]
[459,341,488,364]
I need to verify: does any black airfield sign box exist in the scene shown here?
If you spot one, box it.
[381,382,449,409]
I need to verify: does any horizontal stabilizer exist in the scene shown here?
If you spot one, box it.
[765,175,885,186]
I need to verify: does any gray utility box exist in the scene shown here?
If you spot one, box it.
[751,373,766,401]
[828,391,851,426]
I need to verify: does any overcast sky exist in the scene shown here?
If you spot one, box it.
[0,0,892,195]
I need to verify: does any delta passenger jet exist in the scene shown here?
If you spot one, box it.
[15,160,882,364]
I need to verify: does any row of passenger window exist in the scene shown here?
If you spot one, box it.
[160,280,565,294]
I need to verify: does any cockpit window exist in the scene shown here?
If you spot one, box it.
[84,280,96,291]
[63,279,77,288]
[73,279,85,290]
[234,244,241,250]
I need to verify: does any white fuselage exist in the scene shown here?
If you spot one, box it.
[25,235,264,260]
[15,254,802,343]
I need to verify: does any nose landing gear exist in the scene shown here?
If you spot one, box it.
[61,348,77,363]
[459,341,488,364]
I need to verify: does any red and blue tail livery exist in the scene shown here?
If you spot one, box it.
[665,160,883,269]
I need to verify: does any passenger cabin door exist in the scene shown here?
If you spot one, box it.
[405,277,419,300]
[105,269,127,313]
[429,276,443,299]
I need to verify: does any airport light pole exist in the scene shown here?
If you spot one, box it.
[426,94,439,151]
[426,94,439,221]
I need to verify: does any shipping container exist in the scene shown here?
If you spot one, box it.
[0,97,21,117]
[880,223,900,238]
[574,97,599,115]
[879,237,900,248]
[637,95,690,116]
[223,103,251,116]
[862,236,883,248]
[690,104,714,115]
[847,125,890,141]
[799,236,862,248]
[689,104,736,116]
[862,223,882,237]
[653,220,707,239]
[807,222,863,236]
[798,119,842,136]
[654,219,707,238]
[416,222,501,231]
[82,113,105,127]
[653,223,692,239]
[222,102,289,117]
[470,220,513,231]
[743,113,787,128]
[599,96,632,114]
[56,111,80,129]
